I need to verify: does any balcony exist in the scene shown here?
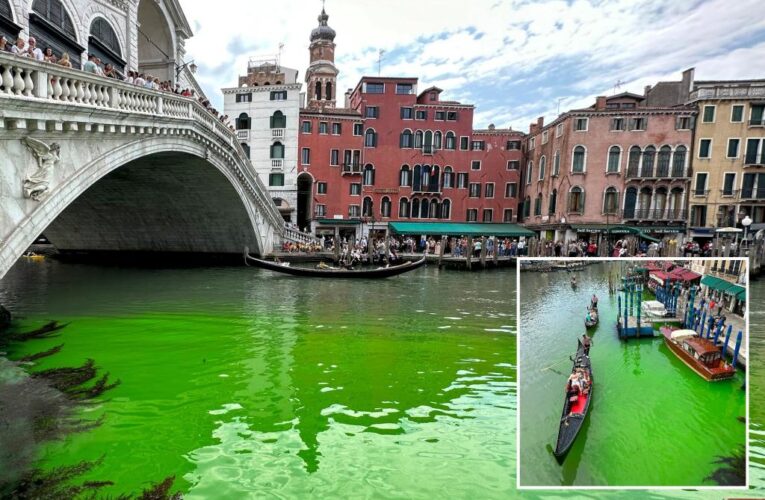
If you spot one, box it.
[749,119,765,127]
[744,154,765,167]
[342,163,362,175]
[740,187,765,200]
[422,145,434,155]
[623,208,688,220]
[237,130,249,140]
[670,166,689,178]
[271,159,283,170]
[720,189,738,198]
[271,128,285,140]
[691,189,710,198]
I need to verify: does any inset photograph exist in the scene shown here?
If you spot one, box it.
[518,258,748,488]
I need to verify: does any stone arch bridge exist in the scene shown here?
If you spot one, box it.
[0,53,305,280]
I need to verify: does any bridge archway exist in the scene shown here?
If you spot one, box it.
[1,138,269,277]
[137,0,175,82]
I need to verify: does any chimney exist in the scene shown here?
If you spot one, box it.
[345,88,352,108]
[595,95,607,110]
[644,85,652,97]
[537,116,544,128]
[529,122,538,135]
[681,68,695,101]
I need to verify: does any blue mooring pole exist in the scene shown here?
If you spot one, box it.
[700,308,707,335]
[732,330,743,368]
[723,324,733,358]
[707,316,715,339]
[637,288,642,338]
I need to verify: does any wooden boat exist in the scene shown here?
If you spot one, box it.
[245,252,427,278]
[554,339,593,460]
[584,307,599,328]
[660,327,736,381]
[642,300,668,318]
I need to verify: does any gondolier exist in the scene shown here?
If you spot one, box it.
[582,334,592,355]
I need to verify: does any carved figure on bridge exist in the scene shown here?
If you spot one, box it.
[22,137,60,201]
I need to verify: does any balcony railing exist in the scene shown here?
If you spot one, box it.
[271,159,283,170]
[744,154,765,166]
[689,86,765,101]
[720,189,738,198]
[749,119,765,127]
[422,145,434,155]
[237,130,249,140]
[342,163,362,175]
[671,166,689,178]
[692,189,710,197]
[740,187,765,200]
[623,208,688,220]
[627,164,688,179]
[271,128,285,140]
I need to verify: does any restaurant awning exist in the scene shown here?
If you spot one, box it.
[315,218,362,226]
[700,275,737,293]
[668,268,702,282]
[388,222,535,237]
[726,284,746,301]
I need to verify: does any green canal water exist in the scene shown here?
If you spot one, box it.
[0,258,763,498]
[518,262,746,487]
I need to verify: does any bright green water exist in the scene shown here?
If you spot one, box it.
[519,262,746,487]
[0,258,763,498]
[0,260,516,498]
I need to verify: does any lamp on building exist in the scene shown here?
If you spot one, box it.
[742,215,753,247]
[175,60,197,79]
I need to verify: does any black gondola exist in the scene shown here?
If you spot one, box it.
[244,251,427,278]
[554,339,593,460]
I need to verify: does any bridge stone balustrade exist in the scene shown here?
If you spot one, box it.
[0,53,291,279]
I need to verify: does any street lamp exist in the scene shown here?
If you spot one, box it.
[175,60,197,79]
[742,215,753,248]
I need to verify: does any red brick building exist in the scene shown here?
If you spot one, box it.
[296,7,524,237]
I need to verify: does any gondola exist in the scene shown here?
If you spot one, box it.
[554,339,593,460]
[244,251,427,278]
[584,307,599,328]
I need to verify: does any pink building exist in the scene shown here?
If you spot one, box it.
[521,93,696,247]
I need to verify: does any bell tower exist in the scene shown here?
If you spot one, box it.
[305,7,338,109]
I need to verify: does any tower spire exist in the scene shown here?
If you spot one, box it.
[306,2,338,109]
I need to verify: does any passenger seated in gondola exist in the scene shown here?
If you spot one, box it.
[566,373,581,400]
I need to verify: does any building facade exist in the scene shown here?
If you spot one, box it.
[687,79,765,233]
[521,92,694,246]
[223,60,302,222]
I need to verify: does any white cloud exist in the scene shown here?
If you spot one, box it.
[178,0,765,130]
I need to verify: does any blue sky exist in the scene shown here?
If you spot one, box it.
[182,0,765,131]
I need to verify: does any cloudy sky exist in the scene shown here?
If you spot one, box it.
[182,0,765,131]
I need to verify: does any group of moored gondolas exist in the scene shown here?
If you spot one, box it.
[554,336,593,460]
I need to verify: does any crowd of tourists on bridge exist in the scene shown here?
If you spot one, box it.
[2,35,234,130]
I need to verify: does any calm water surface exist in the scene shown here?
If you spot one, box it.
[0,258,763,498]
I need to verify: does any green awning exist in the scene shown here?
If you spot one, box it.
[315,218,362,226]
[726,284,746,300]
[700,275,737,293]
[735,288,747,302]
[388,222,535,237]
[638,233,661,243]
[570,224,640,234]
[644,226,686,234]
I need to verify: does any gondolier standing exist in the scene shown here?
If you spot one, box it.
[582,334,592,355]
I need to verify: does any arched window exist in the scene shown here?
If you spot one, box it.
[399,165,411,187]
[363,164,375,186]
[270,111,286,128]
[412,165,422,191]
[441,199,451,219]
[362,196,373,217]
[639,187,653,217]
[553,150,560,176]
[568,186,585,213]
[445,131,456,150]
[423,130,433,153]
[400,129,413,148]
[603,187,619,214]
[381,196,391,217]
[411,198,420,218]
[414,130,424,149]
[607,146,621,173]
[399,198,410,218]
[525,161,533,184]
[421,165,431,190]
[434,131,442,149]
[421,199,430,218]
[430,199,439,218]
[236,112,251,130]
[672,146,687,176]
[572,145,586,173]
[429,166,440,192]
[654,186,668,217]
[628,146,641,177]
[657,145,672,176]
[534,193,542,216]
[549,189,557,215]
[641,146,656,177]
[539,155,546,180]
[325,82,332,101]
[89,17,124,73]
[365,128,377,147]
[31,0,82,67]
[315,81,322,100]
[523,196,531,218]
[270,141,284,159]
[0,0,14,23]
[442,166,454,189]
[623,186,638,218]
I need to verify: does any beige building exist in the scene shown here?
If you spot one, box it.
[687,79,765,233]
[689,259,747,316]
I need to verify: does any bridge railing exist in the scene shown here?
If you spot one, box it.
[0,53,283,235]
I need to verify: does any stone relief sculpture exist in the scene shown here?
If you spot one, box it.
[22,137,60,201]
